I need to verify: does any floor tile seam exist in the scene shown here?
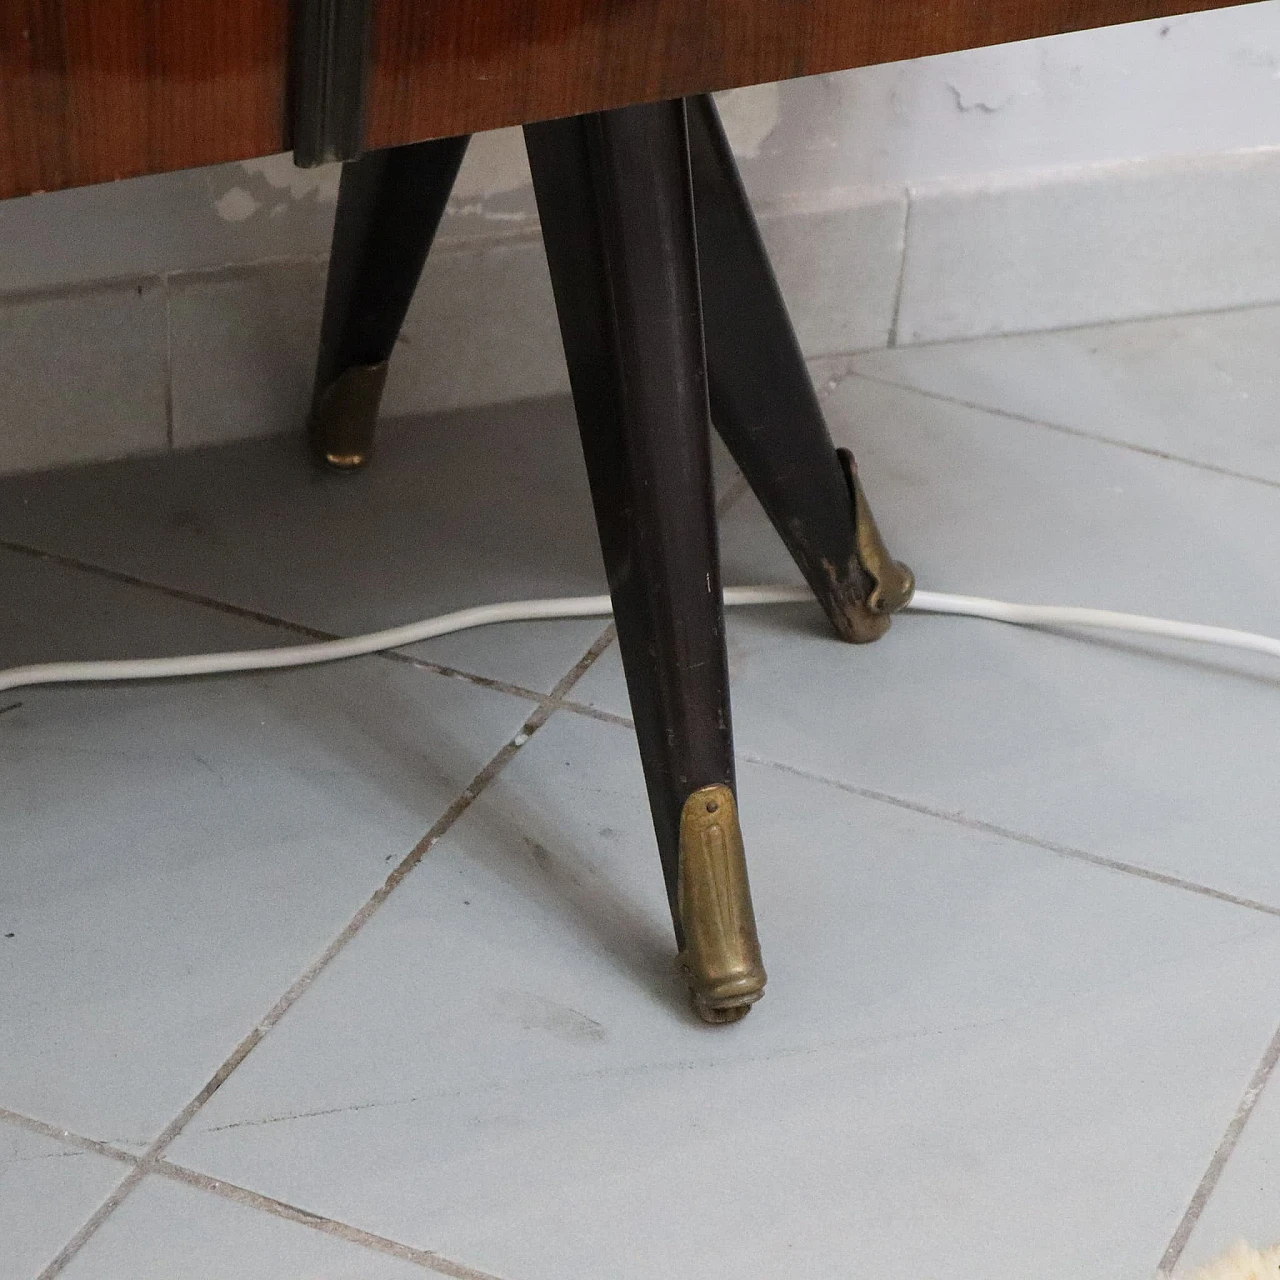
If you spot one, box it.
[849,294,1280,355]
[738,750,1280,922]
[151,1159,512,1280]
[0,537,583,704]
[375,651,551,705]
[0,1107,138,1166]
[0,538,342,640]
[544,624,618,703]
[550,695,632,728]
[34,1162,149,1280]
[885,189,912,350]
[1156,1017,1280,1276]
[22,703,564,1276]
[535,719,1280,924]
[845,370,1280,492]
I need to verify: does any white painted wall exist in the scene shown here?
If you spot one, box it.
[1,1,1278,295]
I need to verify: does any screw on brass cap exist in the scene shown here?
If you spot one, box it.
[676,784,766,1024]
[307,362,389,471]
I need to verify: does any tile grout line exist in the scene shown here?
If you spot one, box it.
[152,1160,510,1280]
[864,292,1280,355]
[0,1107,503,1280]
[505,674,1280,923]
[161,277,175,452]
[11,537,1277,1276]
[0,537,556,708]
[0,1107,136,1167]
[848,368,1280,492]
[553,695,632,728]
[737,751,1280,924]
[33,1162,151,1280]
[27,616,620,1279]
[535,645,1280,926]
[0,538,342,640]
[885,187,912,349]
[524,612,1280,925]
[1,446,743,717]
[1157,1017,1280,1276]
[378,650,552,706]
[27,718,543,1278]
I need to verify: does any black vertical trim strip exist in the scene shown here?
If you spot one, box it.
[290,0,373,167]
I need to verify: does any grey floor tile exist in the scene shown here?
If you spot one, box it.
[0,399,610,694]
[1176,1052,1280,1274]
[167,712,1280,1280]
[849,303,1280,486]
[0,281,168,476]
[898,151,1280,345]
[0,1121,126,1280]
[574,375,1280,905]
[57,1175,436,1280]
[0,549,532,1144]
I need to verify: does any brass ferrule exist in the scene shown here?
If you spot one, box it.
[676,784,767,1023]
[307,361,389,471]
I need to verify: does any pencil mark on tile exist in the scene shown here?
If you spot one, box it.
[552,697,632,729]
[0,1107,136,1167]
[195,1093,427,1136]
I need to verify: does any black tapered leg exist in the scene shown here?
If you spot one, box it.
[526,101,766,1023]
[687,94,913,643]
[309,134,470,469]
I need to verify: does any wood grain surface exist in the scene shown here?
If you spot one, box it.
[0,1,287,198]
[0,0,1245,199]
[365,0,1239,148]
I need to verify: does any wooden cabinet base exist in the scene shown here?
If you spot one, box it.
[0,0,1244,199]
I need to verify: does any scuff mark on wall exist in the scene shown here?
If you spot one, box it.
[210,152,341,223]
[946,83,1014,114]
[214,187,261,222]
[940,62,1037,117]
[240,153,342,202]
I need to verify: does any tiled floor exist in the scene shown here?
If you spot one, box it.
[4,302,1280,1279]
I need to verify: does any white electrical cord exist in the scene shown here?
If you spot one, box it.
[2,585,1278,695]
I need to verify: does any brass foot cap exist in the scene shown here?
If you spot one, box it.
[681,962,765,1024]
[307,362,388,474]
[317,449,370,472]
[692,994,756,1024]
[677,785,767,1026]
